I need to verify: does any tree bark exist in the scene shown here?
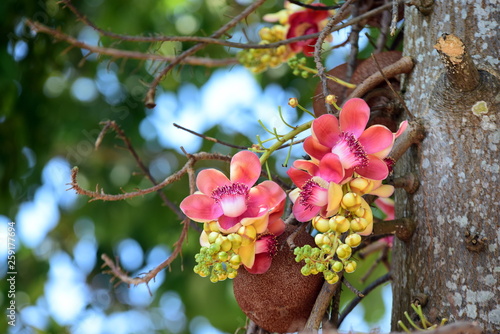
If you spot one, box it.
[392,1,500,333]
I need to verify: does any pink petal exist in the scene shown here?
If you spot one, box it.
[230,151,261,187]
[180,194,222,222]
[293,200,321,222]
[312,114,341,148]
[303,136,331,161]
[318,153,345,184]
[395,120,408,138]
[355,156,389,180]
[267,218,285,236]
[245,253,272,274]
[374,197,395,220]
[218,215,241,231]
[287,168,313,189]
[196,169,230,195]
[293,160,320,176]
[339,98,370,138]
[358,125,395,154]
[248,180,286,210]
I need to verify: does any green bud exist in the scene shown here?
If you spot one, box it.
[229,254,241,266]
[220,239,232,252]
[218,251,229,262]
[316,263,326,272]
[301,265,311,276]
[332,261,343,272]
[209,243,221,254]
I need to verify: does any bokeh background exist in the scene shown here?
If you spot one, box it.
[1,0,394,333]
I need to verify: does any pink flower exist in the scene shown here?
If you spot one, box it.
[304,98,407,181]
[374,197,395,220]
[287,158,344,222]
[286,4,329,56]
[180,151,286,233]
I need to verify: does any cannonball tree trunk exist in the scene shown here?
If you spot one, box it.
[392,0,500,333]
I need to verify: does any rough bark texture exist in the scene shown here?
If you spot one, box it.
[392,1,500,333]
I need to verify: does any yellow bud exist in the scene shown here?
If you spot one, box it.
[276,45,287,56]
[329,215,350,233]
[327,273,340,284]
[228,233,242,250]
[345,233,362,248]
[349,177,374,194]
[227,271,238,279]
[220,239,232,252]
[259,27,272,41]
[352,206,365,218]
[341,192,362,211]
[325,95,337,105]
[344,260,357,273]
[312,216,330,233]
[208,231,220,244]
[288,97,298,108]
[204,221,220,233]
[261,54,271,64]
[336,244,352,260]
[350,217,368,232]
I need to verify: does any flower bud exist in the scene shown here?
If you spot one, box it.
[336,244,352,260]
[218,251,229,262]
[344,260,357,273]
[349,178,374,194]
[345,233,362,248]
[220,238,232,252]
[341,192,362,211]
[325,95,337,105]
[327,272,339,284]
[208,231,220,244]
[288,97,298,108]
[331,261,343,272]
[312,216,330,233]
[350,217,368,232]
[301,265,311,276]
[329,215,350,233]
[229,254,241,266]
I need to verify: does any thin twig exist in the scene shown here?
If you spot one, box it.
[144,0,267,108]
[69,152,231,201]
[26,20,238,67]
[342,277,365,297]
[101,217,190,286]
[338,273,392,326]
[173,123,249,150]
[98,120,185,219]
[314,0,356,114]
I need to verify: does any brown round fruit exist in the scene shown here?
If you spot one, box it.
[233,225,324,333]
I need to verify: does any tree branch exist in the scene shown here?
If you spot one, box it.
[338,272,392,326]
[26,20,238,67]
[69,152,231,201]
[101,217,190,286]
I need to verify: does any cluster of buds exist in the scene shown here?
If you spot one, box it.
[293,183,374,284]
[237,26,293,73]
[194,222,246,282]
[288,56,310,78]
